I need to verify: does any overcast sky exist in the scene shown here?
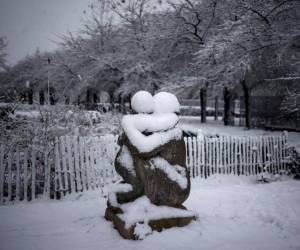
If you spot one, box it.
[0,0,91,65]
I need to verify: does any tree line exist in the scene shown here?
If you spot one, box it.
[0,0,299,128]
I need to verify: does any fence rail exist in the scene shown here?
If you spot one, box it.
[0,134,289,204]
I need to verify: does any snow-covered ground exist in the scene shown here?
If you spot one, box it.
[1,175,300,250]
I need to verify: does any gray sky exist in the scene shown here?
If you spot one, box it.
[0,0,91,65]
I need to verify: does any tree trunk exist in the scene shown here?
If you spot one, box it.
[121,97,126,114]
[118,94,122,113]
[223,87,234,126]
[109,93,115,112]
[28,89,33,105]
[223,87,229,125]
[39,91,45,105]
[128,94,132,111]
[214,96,219,120]
[86,89,91,110]
[65,95,70,105]
[200,87,207,123]
[241,81,252,129]
[49,89,55,105]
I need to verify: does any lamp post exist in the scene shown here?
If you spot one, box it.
[47,57,51,105]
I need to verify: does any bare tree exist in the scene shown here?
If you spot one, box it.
[168,0,218,45]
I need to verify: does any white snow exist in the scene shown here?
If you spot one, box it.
[153,92,180,114]
[149,157,187,189]
[0,175,300,250]
[130,91,180,114]
[121,114,182,153]
[116,146,136,176]
[122,113,179,134]
[119,196,197,228]
[14,110,40,119]
[264,76,300,81]
[131,91,154,114]
[121,91,183,153]
[134,222,152,240]
[108,183,133,207]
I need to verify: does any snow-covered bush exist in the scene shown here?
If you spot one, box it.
[0,105,121,153]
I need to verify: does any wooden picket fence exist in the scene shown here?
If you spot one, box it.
[0,135,119,204]
[184,134,289,178]
[0,146,50,204]
[53,135,119,199]
[0,133,289,204]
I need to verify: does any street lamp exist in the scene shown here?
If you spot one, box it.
[47,57,51,105]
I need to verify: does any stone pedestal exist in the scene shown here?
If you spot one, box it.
[105,202,197,240]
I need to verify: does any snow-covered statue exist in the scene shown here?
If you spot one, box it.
[105,91,196,240]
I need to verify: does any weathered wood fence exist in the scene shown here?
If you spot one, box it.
[0,134,289,204]
[54,135,119,199]
[185,134,288,178]
[0,135,119,204]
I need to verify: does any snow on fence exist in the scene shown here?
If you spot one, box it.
[185,134,289,178]
[0,133,289,204]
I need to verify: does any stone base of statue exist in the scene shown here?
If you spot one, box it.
[105,199,197,240]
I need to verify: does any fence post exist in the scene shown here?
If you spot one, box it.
[196,138,201,177]
[16,149,20,201]
[66,136,76,193]
[73,136,82,192]
[24,150,28,201]
[278,136,283,172]
[193,137,198,177]
[89,139,95,190]
[54,138,63,199]
[188,137,193,177]
[84,138,91,190]
[284,133,288,172]
[60,137,69,193]
[43,149,49,197]
[220,136,224,174]
[209,138,212,175]
[234,137,238,175]
[31,149,36,200]
[7,151,12,202]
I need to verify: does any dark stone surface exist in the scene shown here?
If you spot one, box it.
[105,206,196,240]
[134,138,190,206]
[114,133,190,206]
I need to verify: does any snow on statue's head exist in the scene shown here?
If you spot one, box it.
[122,91,181,151]
[153,92,180,114]
[131,91,154,114]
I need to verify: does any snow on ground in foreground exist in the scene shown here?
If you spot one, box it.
[0,175,300,250]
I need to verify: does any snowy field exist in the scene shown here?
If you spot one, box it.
[1,175,300,250]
